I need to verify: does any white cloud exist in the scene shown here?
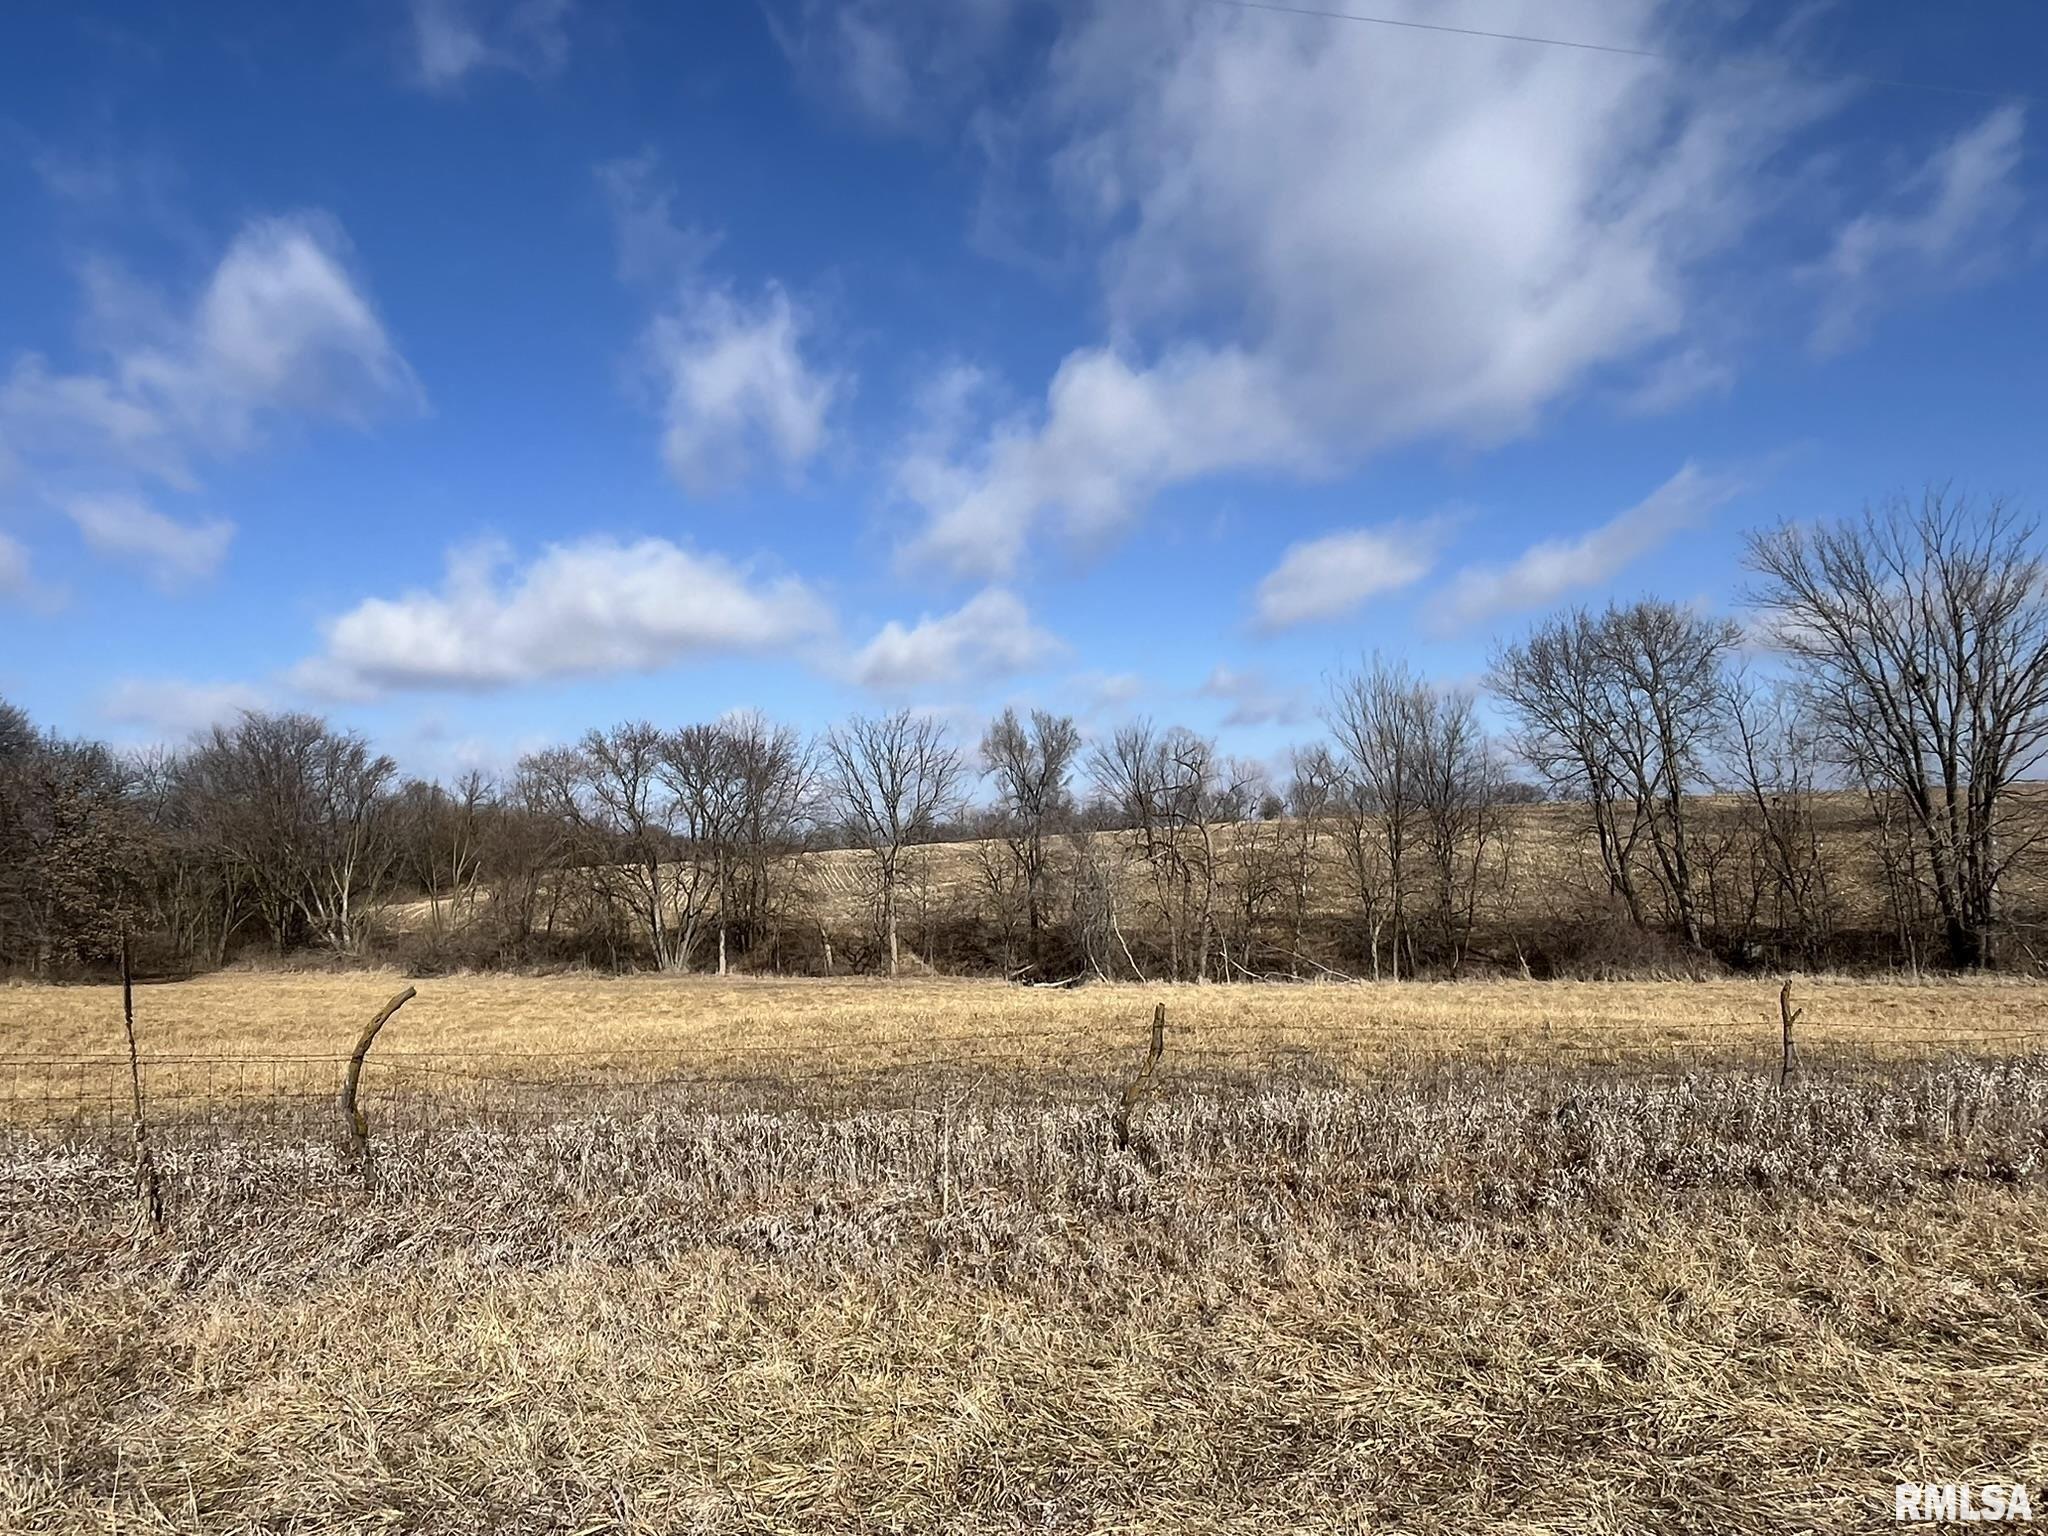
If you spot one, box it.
[898,0,1839,576]
[1442,463,1739,627]
[1811,104,2027,354]
[602,152,842,497]
[847,588,1062,690]
[1198,664,1307,729]
[646,283,840,496]
[299,537,831,696]
[768,0,1021,130]
[101,678,268,740]
[65,493,232,589]
[1,213,418,493]
[902,345,1311,575]
[407,0,572,90]
[1253,522,1436,630]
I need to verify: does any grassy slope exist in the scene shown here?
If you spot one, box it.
[378,791,2048,972]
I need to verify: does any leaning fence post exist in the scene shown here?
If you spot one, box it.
[119,933,165,1235]
[1113,1002,1167,1163]
[339,986,417,1181]
[1778,980,1803,1086]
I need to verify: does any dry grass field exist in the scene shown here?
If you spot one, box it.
[3,973,2046,1532]
[7,968,2048,1076]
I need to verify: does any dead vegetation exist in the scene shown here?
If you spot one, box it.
[1,974,2045,1531]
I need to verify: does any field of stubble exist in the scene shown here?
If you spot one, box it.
[1,972,2045,1534]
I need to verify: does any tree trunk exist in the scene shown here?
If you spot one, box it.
[884,866,900,978]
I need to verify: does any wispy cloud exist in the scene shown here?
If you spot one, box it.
[1,213,418,493]
[0,533,42,608]
[101,677,268,741]
[766,0,1021,132]
[645,284,841,496]
[1198,664,1308,728]
[406,0,572,91]
[1812,104,2027,354]
[1441,464,1741,628]
[65,493,232,589]
[1253,522,1436,631]
[0,212,415,599]
[602,152,843,497]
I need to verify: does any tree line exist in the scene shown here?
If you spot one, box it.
[4,491,2045,979]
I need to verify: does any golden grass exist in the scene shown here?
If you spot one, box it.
[3,973,2045,1532]
[5,969,2047,1074]
[4,1190,2043,1534]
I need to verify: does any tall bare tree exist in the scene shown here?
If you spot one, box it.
[1596,601,1740,951]
[1490,611,1648,927]
[1280,744,1338,975]
[1747,491,2048,966]
[181,713,397,955]
[721,712,816,971]
[1722,670,1838,964]
[525,723,707,971]
[979,707,1081,965]
[662,724,746,975]
[1491,603,1736,950]
[1410,685,1501,972]
[1090,723,1247,980]
[1327,659,1426,979]
[824,710,963,977]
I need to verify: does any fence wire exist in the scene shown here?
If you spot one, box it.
[4,1018,2045,1142]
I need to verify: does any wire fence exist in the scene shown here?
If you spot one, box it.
[4,1009,2046,1231]
[5,1016,2046,1141]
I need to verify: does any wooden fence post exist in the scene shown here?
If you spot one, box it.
[1113,1002,1167,1163]
[120,933,165,1235]
[1778,980,1802,1086]
[339,986,417,1181]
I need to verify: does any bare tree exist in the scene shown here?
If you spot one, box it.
[1747,491,2048,967]
[1410,685,1501,972]
[979,707,1081,965]
[1090,723,1246,980]
[394,770,493,938]
[1491,603,1736,951]
[662,724,746,975]
[1596,601,1740,951]
[722,712,816,971]
[1217,758,1284,978]
[1722,670,1838,964]
[525,723,707,971]
[181,713,397,955]
[1490,612,1648,927]
[1327,659,1426,979]
[1280,744,1338,975]
[824,711,963,977]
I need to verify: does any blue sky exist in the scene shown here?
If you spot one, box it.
[2,0,2044,780]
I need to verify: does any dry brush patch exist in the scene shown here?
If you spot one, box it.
[4,1192,2044,1535]
[2,1035,2047,1533]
